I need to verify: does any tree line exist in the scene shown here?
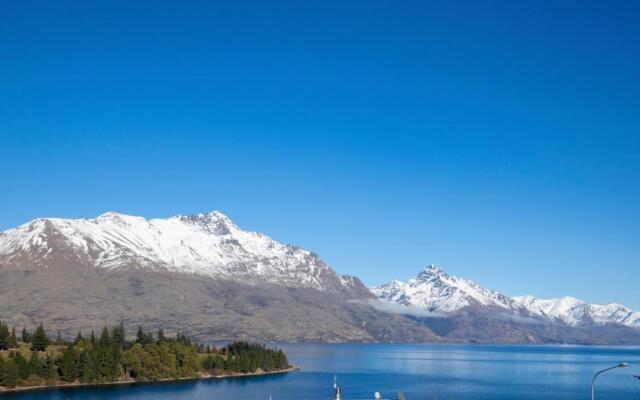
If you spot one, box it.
[0,321,290,389]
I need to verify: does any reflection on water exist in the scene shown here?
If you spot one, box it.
[5,344,640,399]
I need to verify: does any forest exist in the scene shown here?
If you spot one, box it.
[0,321,290,389]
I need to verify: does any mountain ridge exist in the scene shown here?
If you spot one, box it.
[0,211,360,293]
[1,212,638,344]
[372,265,640,330]
[0,211,436,343]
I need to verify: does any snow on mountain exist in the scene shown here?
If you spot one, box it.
[0,211,352,291]
[372,266,640,329]
[514,295,640,329]
[371,265,523,313]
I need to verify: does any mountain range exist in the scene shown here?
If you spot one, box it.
[372,266,640,343]
[1,211,638,344]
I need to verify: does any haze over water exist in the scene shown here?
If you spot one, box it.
[6,344,640,400]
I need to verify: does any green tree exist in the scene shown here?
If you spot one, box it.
[31,322,50,351]
[58,345,80,382]
[136,327,153,346]
[99,327,111,347]
[157,329,166,343]
[74,331,83,346]
[0,322,9,350]
[21,327,31,343]
[10,351,32,380]
[9,326,18,348]
[0,358,20,388]
[111,322,125,349]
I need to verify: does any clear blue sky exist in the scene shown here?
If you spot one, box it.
[1,1,639,308]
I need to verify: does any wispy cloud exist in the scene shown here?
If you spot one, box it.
[350,299,445,318]
[491,312,544,325]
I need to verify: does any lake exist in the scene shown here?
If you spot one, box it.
[4,344,640,399]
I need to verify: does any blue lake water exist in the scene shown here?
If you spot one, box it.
[4,344,640,399]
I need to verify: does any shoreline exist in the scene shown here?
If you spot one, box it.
[0,366,300,394]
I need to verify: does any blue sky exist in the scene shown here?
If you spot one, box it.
[1,1,639,308]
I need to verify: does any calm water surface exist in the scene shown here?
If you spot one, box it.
[4,344,640,399]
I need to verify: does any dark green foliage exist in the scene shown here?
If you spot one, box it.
[0,322,291,389]
[0,322,9,350]
[202,353,226,370]
[21,328,31,343]
[99,327,111,347]
[157,329,166,343]
[10,352,32,380]
[31,322,50,352]
[204,342,289,374]
[58,346,79,382]
[0,357,20,388]
[74,332,83,346]
[123,341,200,381]
[135,327,154,346]
[37,354,55,379]
[9,327,18,348]
[111,322,125,349]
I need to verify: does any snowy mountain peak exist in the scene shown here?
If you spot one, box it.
[0,211,358,292]
[417,264,445,278]
[513,295,640,328]
[373,266,640,329]
[174,211,238,235]
[372,265,519,313]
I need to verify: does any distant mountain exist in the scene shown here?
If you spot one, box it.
[0,211,437,343]
[372,266,640,344]
[371,265,523,313]
[514,295,640,329]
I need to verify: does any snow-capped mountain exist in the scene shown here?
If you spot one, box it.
[514,295,640,329]
[0,211,440,343]
[0,211,356,292]
[372,266,640,330]
[1,212,638,344]
[371,265,524,313]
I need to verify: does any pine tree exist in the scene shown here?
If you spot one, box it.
[157,329,166,343]
[99,327,111,347]
[135,327,153,346]
[0,322,9,350]
[74,331,83,346]
[9,326,18,348]
[90,330,96,345]
[59,345,79,382]
[0,358,19,388]
[10,351,31,380]
[111,321,125,349]
[136,327,145,344]
[31,322,50,352]
[21,327,31,343]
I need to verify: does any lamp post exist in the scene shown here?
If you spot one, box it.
[591,363,628,400]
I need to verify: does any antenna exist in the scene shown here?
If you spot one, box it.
[333,374,341,400]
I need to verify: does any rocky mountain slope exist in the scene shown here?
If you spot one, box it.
[0,211,359,292]
[372,266,640,344]
[0,211,437,343]
[1,212,638,344]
